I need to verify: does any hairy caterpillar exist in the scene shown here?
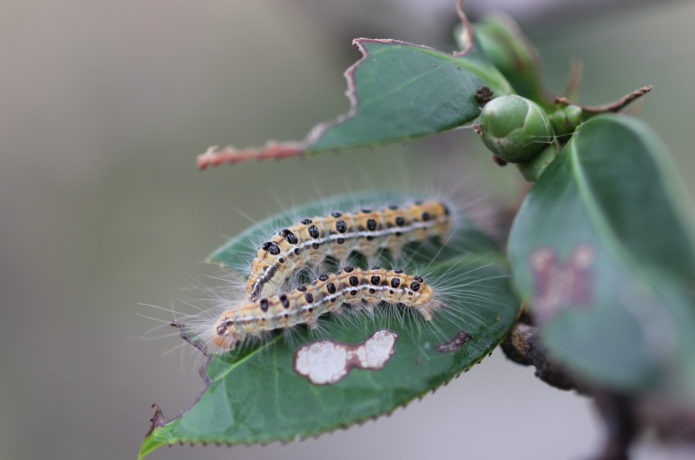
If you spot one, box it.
[246,200,452,300]
[207,267,441,352]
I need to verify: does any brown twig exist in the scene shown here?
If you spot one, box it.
[555,85,653,114]
[501,322,642,459]
[500,322,577,391]
[593,393,637,460]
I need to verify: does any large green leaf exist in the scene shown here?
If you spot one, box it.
[140,191,520,458]
[197,38,512,168]
[509,114,695,393]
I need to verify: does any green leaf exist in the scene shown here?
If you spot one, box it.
[197,38,512,168]
[140,191,520,459]
[469,15,553,110]
[508,114,695,393]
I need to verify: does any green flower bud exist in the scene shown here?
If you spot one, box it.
[549,104,582,139]
[478,95,553,163]
[518,144,558,183]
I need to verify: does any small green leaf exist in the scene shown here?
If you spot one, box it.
[197,38,512,168]
[140,191,520,459]
[509,114,695,392]
[470,15,552,109]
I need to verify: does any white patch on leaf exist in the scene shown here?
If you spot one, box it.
[294,330,398,385]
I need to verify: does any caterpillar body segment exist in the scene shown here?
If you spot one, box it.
[211,267,440,351]
[247,200,452,300]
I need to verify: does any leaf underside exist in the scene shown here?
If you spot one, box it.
[197,37,512,168]
[509,114,695,394]
[140,191,520,459]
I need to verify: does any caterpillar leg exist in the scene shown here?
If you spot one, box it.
[416,301,445,321]
[417,308,433,321]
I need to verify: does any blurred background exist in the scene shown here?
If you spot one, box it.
[2,1,694,459]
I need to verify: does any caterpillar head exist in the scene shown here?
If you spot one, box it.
[410,275,434,307]
[211,314,241,350]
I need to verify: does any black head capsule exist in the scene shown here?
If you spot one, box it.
[280,294,290,309]
[259,298,269,312]
[391,277,401,288]
[367,219,377,231]
[349,275,359,286]
[335,220,347,233]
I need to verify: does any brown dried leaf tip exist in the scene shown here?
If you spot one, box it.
[555,85,653,115]
[474,85,495,106]
[436,330,473,353]
[146,403,166,437]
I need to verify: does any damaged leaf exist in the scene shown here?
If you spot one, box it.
[509,114,695,393]
[294,330,399,385]
[139,191,520,458]
[197,37,512,168]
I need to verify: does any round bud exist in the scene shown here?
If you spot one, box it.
[478,95,553,163]
[549,104,582,139]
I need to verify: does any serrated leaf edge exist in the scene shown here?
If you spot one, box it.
[138,332,508,460]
